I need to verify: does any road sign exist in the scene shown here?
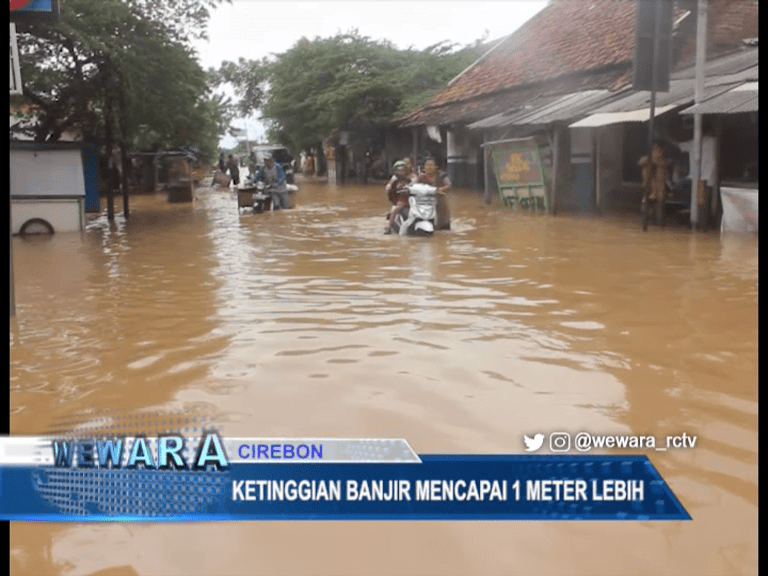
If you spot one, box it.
[632,0,674,92]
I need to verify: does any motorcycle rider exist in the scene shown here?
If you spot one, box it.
[384,159,417,234]
[254,153,290,210]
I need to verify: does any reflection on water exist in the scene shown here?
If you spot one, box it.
[10,179,757,576]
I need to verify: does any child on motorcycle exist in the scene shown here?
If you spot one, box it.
[384,160,417,234]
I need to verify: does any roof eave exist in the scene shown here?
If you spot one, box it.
[397,63,633,128]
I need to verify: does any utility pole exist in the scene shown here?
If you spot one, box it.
[635,0,672,231]
[244,120,251,162]
[690,0,708,229]
[10,173,15,318]
[10,22,20,318]
[646,0,661,200]
[647,0,661,164]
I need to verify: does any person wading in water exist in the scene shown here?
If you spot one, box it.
[418,157,452,230]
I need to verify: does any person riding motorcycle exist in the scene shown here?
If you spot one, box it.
[253,153,290,210]
[384,160,417,234]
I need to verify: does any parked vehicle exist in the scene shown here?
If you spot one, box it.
[389,182,443,236]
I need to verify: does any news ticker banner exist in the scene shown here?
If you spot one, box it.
[0,436,691,521]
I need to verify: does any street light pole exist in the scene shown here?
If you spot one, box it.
[690,0,708,229]
[642,0,661,231]
[647,0,661,163]
[10,22,19,317]
[10,171,15,318]
[244,120,251,161]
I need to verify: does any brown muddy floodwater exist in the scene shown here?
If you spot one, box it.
[10,177,757,576]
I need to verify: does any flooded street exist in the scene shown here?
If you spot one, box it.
[10,178,757,576]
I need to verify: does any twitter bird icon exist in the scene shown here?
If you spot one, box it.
[524,434,544,452]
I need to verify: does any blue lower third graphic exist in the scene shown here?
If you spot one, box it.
[0,455,691,521]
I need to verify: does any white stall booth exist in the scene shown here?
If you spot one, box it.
[10,147,86,234]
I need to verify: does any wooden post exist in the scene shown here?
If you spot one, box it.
[120,146,130,218]
[117,77,130,219]
[714,114,722,228]
[104,87,115,221]
[551,126,559,215]
[483,137,491,205]
[411,127,418,166]
[594,127,601,214]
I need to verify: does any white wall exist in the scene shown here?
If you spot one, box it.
[10,148,87,233]
[11,198,84,234]
[11,149,87,198]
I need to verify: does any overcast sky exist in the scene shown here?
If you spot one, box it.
[193,0,548,148]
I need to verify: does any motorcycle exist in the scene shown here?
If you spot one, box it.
[237,177,298,213]
[389,182,441,236]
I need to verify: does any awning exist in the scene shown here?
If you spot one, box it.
[566,66,752,128]
[569,105,678,128]
[680,82,758,115]
[468,90,618,130]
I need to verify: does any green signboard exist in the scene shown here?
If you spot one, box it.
[489,138,549,212]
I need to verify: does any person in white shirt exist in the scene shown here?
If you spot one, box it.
[674,126,717,226]
[678,134,717,187]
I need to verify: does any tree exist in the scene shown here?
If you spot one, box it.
[214,30,488,154]
[11,0,229,163]
[212,57,269,118]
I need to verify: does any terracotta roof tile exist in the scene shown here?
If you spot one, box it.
[429,0,636,108]
[418,0,758,120]
[677,0,759,64]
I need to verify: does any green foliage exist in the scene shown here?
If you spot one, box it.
[12,0,229,162]
[214,29,489,153]
[212,57,269,118]
[391,41,485,117]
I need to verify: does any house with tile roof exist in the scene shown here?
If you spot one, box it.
[395,0,758,219]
